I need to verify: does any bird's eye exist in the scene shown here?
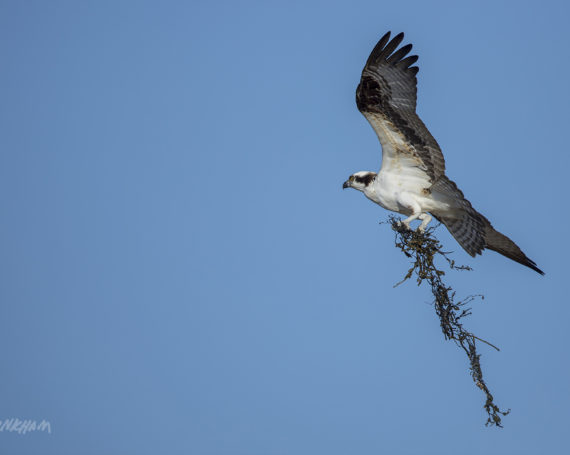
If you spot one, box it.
[350,176,355,182]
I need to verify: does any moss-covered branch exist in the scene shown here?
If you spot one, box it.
[388,216,510,427]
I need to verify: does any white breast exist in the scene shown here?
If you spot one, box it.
[362,112,451,215]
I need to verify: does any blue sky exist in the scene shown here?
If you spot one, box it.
[1,0,569,453]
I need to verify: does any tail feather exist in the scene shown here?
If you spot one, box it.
[430,176,543,274]
[484,224,544,275]
[434,212,544,275]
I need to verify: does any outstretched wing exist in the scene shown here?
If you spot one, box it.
[356,31,445,182]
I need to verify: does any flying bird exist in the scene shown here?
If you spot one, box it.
[343,31,544,275]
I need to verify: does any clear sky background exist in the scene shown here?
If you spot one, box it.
[1,0,569,454]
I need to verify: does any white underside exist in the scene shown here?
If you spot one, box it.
[362,112,459,230]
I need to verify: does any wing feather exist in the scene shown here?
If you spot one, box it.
[356,31,445,182]
[387,43,412,64]
[378,32,404,60]
[397,54,418,69]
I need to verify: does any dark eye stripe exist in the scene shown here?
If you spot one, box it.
[354,174,376,186]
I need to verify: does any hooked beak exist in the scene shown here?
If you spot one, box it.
[342,180,350,190]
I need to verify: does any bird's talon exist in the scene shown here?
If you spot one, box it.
[396,220,411,231]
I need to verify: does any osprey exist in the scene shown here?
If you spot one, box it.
[343,31,544,275]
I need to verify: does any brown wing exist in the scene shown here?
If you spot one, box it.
[356,31,446,182]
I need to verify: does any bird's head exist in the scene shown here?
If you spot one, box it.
[343,171,377,192]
